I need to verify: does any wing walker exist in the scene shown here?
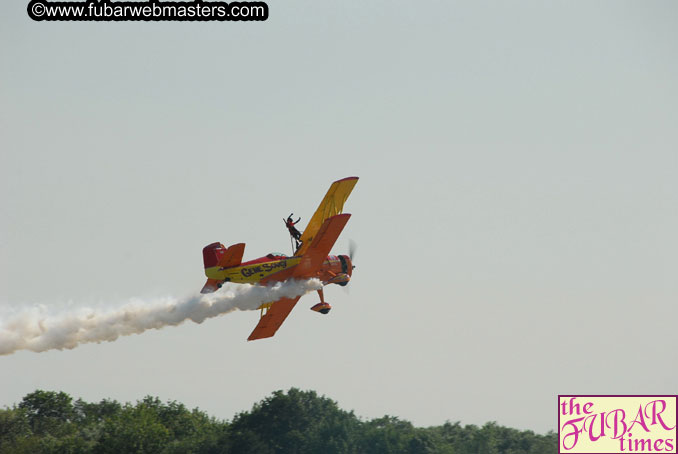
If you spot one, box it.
[199,177,358,341]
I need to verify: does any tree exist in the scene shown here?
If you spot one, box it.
[2,388,558,453]
[357,416,437,454]
[18,390,74,437]
[97,402,170,454]
[73,398,121,425]
[228,388,360,454]
[0,408,32,452]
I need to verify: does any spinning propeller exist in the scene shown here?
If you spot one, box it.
[348,239,358,264]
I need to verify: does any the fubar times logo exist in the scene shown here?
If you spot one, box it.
[559,396,677,453]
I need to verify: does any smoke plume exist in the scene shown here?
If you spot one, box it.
[0,279,322,356]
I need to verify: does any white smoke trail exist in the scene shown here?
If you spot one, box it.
[0,279,322,356]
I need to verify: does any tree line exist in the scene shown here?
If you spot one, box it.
[0,388,556,453]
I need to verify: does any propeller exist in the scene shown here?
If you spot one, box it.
[348,239,358,263]
[341,240,358,294]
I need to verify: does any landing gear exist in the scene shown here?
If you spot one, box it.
[310,288,332,314]
[311,303,331,314]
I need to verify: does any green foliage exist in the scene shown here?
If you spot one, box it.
[357,416,435,454]
[228,389,360,454]
[0,388,557,454]
[18,390,74,436]
[426,421,558,454]
[0,408,31,452]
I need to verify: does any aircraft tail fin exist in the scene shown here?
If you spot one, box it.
[219,243,245,268]
[201,243,247,293]
[202,242,246,269]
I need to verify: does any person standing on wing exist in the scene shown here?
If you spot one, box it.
[284,213,302,249]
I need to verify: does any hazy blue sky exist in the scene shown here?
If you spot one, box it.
[1,0,676,434]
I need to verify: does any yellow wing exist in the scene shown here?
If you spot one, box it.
[296,177,358,256]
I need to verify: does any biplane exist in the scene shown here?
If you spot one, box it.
[199,177,358,341]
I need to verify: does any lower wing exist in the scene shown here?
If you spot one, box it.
[247,296,302,341]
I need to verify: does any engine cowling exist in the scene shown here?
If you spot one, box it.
[319,254,353,285]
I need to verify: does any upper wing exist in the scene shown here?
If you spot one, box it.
[248,213,352,340]
[294,213,351,278]
[247,296,301,341]
[296,177,358,256]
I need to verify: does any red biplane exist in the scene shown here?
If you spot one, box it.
[199,177,358,341]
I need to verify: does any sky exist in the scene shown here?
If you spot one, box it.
[1,0,677,434]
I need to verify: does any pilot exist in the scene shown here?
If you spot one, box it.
[284,213,303,247]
